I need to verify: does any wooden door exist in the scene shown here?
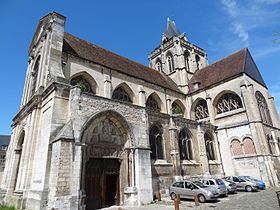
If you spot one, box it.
[85,158,120,210]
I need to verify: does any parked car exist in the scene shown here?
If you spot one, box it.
[222,179,237,194]
[200,178,228,197]
[239,176,266,190]
[169,180,219,203]
[223,176,258,192]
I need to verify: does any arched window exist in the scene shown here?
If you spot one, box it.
[184,50,190,71]
[194,100,209,120]
[146,95,160,112]
[216,93,242,114]
[256,91,272,125]
[112,86,132,103]
[267,134,276,154]
[195,54,200,70]
[243,138,256,155]
[172,101,184,115]
[179,129,193,160]
[231,139,243,156]
[30,56,40,96]
[167,53,175,73]
[70,76,93,93]
[155,59,162,72]
[149,125,163,160]
[205,133,215,160]
[14,131,25,191]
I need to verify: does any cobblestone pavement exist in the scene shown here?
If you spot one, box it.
[100,188,280,210]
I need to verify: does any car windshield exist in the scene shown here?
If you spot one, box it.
[193,181,208,188]
[216,179,224,185]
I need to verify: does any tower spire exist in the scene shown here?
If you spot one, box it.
[163,18,181,40]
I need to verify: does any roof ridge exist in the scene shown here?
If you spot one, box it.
[63,32,182,93]
[64,32,162,75]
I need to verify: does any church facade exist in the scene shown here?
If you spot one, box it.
[1,12,280,210]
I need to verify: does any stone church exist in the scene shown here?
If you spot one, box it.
[1,12,280,210]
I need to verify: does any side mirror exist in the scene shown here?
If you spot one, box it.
[191,186,194,190]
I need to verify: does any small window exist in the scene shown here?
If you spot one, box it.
[185,182,192,189]
[256,91,272,125]
[233,177,239,182]
[112,86,132,103]
[146,95,160,111]
[172,102,184,115]
[167,53,175,73]
[71,76,93,93]
[194,100,209,120]
[209,180,215,185]
[205,133,215,160]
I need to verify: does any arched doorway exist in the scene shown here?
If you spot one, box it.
[81,111,133,210]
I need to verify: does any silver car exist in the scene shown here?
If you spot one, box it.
[222,179,237,193]
[169,180,219,203]
[200,178,227,197]
[223,176,258,192]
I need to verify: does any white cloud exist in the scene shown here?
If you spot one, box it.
[233,23,249,46]
[220,0,249,46]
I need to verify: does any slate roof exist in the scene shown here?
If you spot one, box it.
[189,48,266,93]
[0,135,10,146]
[63,32,182,93]
[163,18,181,39]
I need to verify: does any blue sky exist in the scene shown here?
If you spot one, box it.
[0,0,279,134]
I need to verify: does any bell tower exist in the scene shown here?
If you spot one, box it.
[149,18,208,93]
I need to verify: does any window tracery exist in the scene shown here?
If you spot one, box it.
[179,129,193,160]
[167,53,175,73]
[256,91,272,125]
[205,133,215,160]
[194,100,209,120]
[112,86,132,103]
[146,95,160,111]
[216,93,242,114]
[70,76,93,93]
[30,56,40,96]
[149,125,163,160]
[156,59,162,71]
[172,102,184,115]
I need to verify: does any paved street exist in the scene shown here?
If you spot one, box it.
[100,188,280,210]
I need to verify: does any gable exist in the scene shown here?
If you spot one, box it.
[244,50,266,88]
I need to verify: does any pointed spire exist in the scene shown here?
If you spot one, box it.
[163,18,181,39]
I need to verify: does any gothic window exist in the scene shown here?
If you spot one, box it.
[256,91,272,125]
[231,139,243,156]
[277,137,280,153]
[205,133,215,160]
[156,59,162,71]
[194,100,209,120]
[216,93,242,114]
[243,138,256,155]
[172,101,184,115]
[30,56,40,96]
[14,131,25,190]
[167,53,175,73]
[146,95,160,112]
[179,129,193,160]
[112,86,132,103]
[267,134,276,154]
[70,76,93,93]
[195,54,200,70]
[184,50,190,71]
[149,125,163,160]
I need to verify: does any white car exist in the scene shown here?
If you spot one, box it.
[223,176,258,192]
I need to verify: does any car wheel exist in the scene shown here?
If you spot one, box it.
[245,185,253,192]
[170,192,176,200]
[198,194,206,203]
